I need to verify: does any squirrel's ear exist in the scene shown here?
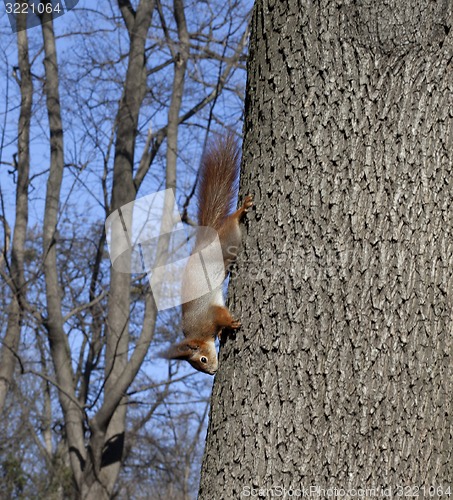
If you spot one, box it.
[159,340,199,360]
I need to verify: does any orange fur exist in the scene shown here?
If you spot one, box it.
[162,133,252,375]
[197,133,240,230]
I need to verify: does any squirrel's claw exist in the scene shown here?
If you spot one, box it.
[243,195,253,211]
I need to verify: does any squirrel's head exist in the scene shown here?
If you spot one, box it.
[160,338,218,375]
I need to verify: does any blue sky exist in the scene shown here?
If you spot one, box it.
[0,0,251,434]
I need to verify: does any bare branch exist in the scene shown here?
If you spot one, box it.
[118,0,136,35]
[62,290,107,323]
[134,23,249,191]
[0,215,11,269]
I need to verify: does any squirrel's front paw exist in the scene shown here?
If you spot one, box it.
[230,319,241,329]
[218,320,242,341]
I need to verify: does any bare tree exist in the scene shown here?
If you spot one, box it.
[0,0,249,497]
[0,10,31,414]
[200,0,453,497]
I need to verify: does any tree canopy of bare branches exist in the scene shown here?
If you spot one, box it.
[0,0,250,497]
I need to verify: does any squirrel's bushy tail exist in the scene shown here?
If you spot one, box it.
[197,133,240,230]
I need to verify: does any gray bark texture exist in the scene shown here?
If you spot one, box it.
[199,0,453,497]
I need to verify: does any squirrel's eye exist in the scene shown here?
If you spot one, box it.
[200,356,208,364]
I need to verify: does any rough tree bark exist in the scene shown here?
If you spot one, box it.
[199,0,453,497]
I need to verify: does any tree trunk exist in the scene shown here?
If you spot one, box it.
[80,1,155,497]
[0,11,31,415]
[41,6,86,487]
[199,0,453,497]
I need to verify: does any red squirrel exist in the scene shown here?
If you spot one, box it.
[162,134,253,375]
